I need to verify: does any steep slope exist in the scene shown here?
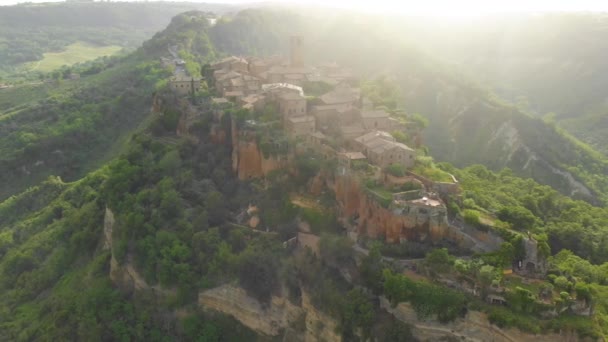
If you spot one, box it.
[396,14,608,155]
[0,10,221,201]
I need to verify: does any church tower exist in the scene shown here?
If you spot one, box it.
[290,35,304,68]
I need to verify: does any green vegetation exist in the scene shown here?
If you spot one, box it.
[25,42,123,72]
[383,269,466,323]
[364,179,394,208]
[0,1,225,79]
[1,6,608,341]
[411,156,454,182]
[386,163,406,177]
[443,163,608,264]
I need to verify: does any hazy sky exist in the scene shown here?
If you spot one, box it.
[1,0,608,16]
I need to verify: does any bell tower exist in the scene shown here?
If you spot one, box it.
[290,35,304,68]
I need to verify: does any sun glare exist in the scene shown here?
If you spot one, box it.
[295,0,608,17]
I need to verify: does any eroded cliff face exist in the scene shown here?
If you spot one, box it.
[333,175,449,244]
[232,139,287,180]
[198,284,341,341]
[230,123,289,180]
[381,297,584,342]
[105,207,172,295]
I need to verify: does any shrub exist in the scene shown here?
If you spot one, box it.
[386,163,406,177]
[463,209,481,226]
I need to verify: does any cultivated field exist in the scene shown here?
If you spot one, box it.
[27,42,122,72]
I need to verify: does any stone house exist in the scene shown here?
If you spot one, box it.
[311,105,358,129]
[265,65,314,85]
[278,92,307,119]
[240,94,266,112]
[354,131,415,168]
[286,115,316,137]
[360,109,392,130]
[319,83,361,110]
[169,75,202,95]
[339,123,366,140]
[211,56,249,74]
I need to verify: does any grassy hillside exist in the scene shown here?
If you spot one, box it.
[25,41,123,72]
[0,1,232,77]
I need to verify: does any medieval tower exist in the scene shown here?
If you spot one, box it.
[290,35,304,67]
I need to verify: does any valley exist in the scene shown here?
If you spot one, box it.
[0,4,607,342]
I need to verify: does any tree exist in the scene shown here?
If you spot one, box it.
[497,206,538,231]
[425,248,452,273]
[341,288,375,340]
[554,275,571,291]
[411,113,429,129]
[237,250,279,305]
[478,265,496,297]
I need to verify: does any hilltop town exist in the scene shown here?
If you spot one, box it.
[162,35,556,276]
[167,35,457,233]
[158,33,598,339]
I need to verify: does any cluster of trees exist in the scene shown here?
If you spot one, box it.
[383,269,467,323]
[444,163,608,264]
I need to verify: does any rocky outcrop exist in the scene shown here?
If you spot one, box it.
[198,284,341,342]
[381,297,582,342]
[105,207,172,295]
[102,207,114,251]
[334,175,449,244]
[231,124,289,180]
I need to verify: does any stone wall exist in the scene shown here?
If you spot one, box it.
[380,297,585,342]
[333,175,450,244]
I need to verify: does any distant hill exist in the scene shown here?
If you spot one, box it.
[0,1,232,75]
[398,14,608,156]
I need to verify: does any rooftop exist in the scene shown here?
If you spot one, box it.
[288,115,315,123]
[279,92,305,101]
[170,75,202,82]
[340,123,366,135]
[225,91,244,97]
[310,131,327,140]
[354,130,395,144]
[262,83,304,97]
[320,85,360,105]
[340,151,367,160]
[410,196,443,207]
[361,109,390,118]
[212,97,229,104]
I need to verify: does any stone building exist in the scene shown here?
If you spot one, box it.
[318,83,361,110]
[286,115,316,137]
[169,75,202,95]
[211,56,249,74]
[360,109,392,130]
[290,35,304,67]
[354,131,416,168]
[278,92,307,119]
